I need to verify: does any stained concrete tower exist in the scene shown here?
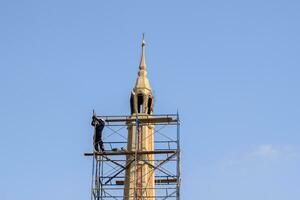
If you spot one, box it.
[124,36,155,200]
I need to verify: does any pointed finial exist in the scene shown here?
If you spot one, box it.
[142,33,145,47]
[139,33,146,70]
[134,34,152,91]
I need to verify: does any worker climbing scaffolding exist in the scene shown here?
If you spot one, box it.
[91,112,105,152]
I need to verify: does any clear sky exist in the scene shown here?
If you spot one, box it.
[0,0,300,200]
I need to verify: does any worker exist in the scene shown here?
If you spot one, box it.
[91,114,105,152]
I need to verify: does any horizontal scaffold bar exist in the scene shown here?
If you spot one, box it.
[104,117,177,123]
[96,114,179,124]
[115,178,178,185]
[84,150,177,156]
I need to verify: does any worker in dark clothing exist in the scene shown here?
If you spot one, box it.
[91,114,105,152]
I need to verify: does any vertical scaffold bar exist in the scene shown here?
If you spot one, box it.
[91,154,95,200]
[100,156,104,200]
[176,112,181,200]
[134,114,139,200]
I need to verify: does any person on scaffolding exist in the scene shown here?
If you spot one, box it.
[91,112,105,152]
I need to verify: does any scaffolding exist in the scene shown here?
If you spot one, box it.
[85,114,181,200]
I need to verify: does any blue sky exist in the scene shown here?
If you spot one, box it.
[1,0,300,200]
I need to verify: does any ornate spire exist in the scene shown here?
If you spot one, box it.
[134,34,152,92]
